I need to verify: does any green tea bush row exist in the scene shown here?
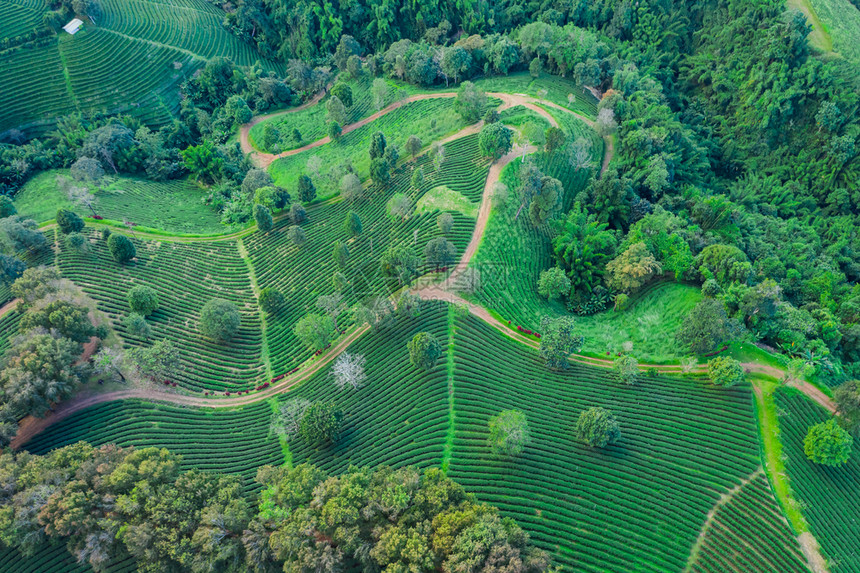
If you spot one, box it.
[245,136,486,375]
[689,472,809,573]
[447,314,760,573]
[21,399,282,496]
[775,388,860,572]
[56,230,266,391]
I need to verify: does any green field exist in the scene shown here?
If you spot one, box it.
[474,72,599,118]
[0,0,48,41]
[268,97,472,198]
[806,0,860,63]
[19,303,769,572]
[0,0,282,135]
[688,472,810,573]
[776,388,860,572]
[249,76,421,152]
[246,135,486,375]
[56,231,266,392]
[15,170,229,234]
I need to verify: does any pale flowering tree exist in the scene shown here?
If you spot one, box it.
[331,352,367,390]
[270,398,311,437]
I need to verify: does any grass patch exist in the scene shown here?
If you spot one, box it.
[806,0,860,63]
[14,170,229,234]
[268,98,468,199]
[415,185,478,218]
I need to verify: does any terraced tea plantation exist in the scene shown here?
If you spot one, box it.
[447,314,762,572]
[56,231,266,392]
[688,471,810,573]
[776,388,860,572]
[0,0,283,134]
[246,135,485,374]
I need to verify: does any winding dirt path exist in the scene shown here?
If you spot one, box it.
[238,90,611,171]
[10,325,368,449]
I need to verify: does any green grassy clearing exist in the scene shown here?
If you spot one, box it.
[14,170,229,234]
[474,71,599,117]
[249,76,423,152]
[268,97,470,199]
[415,185,478,218]
[805,0,860,63]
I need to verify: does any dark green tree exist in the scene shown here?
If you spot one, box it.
[576,407,620,448]
[56,209,84,234]
[676,299,742,354]
[344,211,362,236]
[127,285,159,316]
[299,401,343,444]
[408,331,442,370]
[254,204,273,232]
[199,298,241,343]
[297,174,316,203]
[479,122,514,159]
[370,131,387,160]
[488,409,530,458]
[707,356,745,387]
[259,287,285,314]
[107,234,136,264]
[539,316,583,369]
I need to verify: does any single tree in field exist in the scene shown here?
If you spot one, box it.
[386,193,413,221]
[297,175,316,203]
[258,287,285,314]
[834,380,860,433]
[125,313,151,339]
[545,127,565,156]
[288,225,306,247]
[107,234,136,264]
[479,123,514,159]
[333,241,350,268]
[529,57,542,78]
[424,237,457,270]
[487,410,530,458]
[437,212,454,235]
[408,331,442,370]
[127,285,159,316]
[129,339,181,382]
[405,135,422,158]
[289,203,307,224]
[379,244,419,285]
[270,398,312,438]
[613,354,639,385]
[539,316,582,370]
[346,54,363,78]
[56,209,84,234]
[576,407,620,448]
[254,186,291,211]
[316,293,345,332]
[430,142,446,171]
[453,81,487,123]
[411,167,424,192]
[69,158,104,215]
[604,242,662,293]
[299,401,343,444]
[707,356,745,387]
[369,131,387,160]
[371,78,389,111]
[92,347,127,382]
[331,83,353,108]
[64,232,88,254]
[254,204,273,233]
[676,298,742,355]
[370,157,391,186]
[344,211,362,237]
[326,95,347,124]
[340,173,362,202]
[331,352,366,390]
[294,313,334,351]
[567,137,595,172]
[60,175,100,218]
[328,121,342,141]
[352,296,395,331]
[538,267,570,300]
[804,418,852,466]
[199,298,241,343]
